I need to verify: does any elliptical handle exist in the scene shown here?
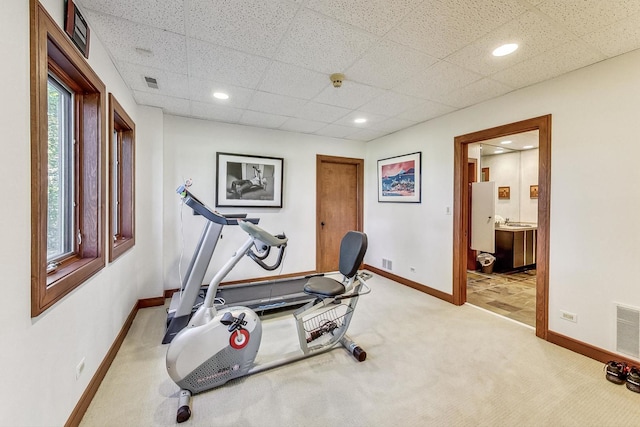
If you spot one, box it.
[238,220,288,247]
[248,244,287,271]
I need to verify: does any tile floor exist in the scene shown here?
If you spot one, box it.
[466,269,536,327]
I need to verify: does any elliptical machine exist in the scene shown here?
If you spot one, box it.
[165,208,370,423]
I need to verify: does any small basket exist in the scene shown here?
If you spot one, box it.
[303,304,353,343]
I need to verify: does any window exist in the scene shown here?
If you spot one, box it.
[46,75,74,265]
[31,3,106,316]
[109,94,135,261]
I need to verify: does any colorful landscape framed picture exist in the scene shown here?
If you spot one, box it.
[377,152,421,203]
[216,152,283,208]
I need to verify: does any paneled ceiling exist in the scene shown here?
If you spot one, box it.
[76,0,640,141]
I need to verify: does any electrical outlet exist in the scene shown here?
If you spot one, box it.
[76,357,85,380]
[560,310,577,323]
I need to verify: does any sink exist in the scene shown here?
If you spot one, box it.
[504,223,532,227]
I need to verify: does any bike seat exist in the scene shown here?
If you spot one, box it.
[304,276,346,297]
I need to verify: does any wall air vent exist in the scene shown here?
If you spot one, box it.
[616,304,640,358]
[144,76,158,89]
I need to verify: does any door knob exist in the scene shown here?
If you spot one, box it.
[321,222,325,228]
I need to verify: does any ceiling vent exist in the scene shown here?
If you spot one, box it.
[144,76,158,89]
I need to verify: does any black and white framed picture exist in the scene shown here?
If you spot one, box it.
[216,152,283,208]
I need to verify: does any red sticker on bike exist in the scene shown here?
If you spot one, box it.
[230,329,250,349]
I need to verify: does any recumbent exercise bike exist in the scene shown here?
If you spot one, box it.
[165,193,371,423]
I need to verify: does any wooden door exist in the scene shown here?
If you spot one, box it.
[316,155,364,272]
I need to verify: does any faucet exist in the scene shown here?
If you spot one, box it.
[505,218,510,224]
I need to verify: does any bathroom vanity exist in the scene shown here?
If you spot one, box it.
[494,224,537,271]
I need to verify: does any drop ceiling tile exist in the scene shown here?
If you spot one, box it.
[279,117,327,134]
[397,100,456,122]
[314,124,360,139]
[395,61,482,101]
[258,61,330,100]
[239,111,289,129]
[446,11,577,77]
[348,128,388,142]
[187,0,298,57]
[491,40,606,88]
[133,91,191,116]
[191,101,244,123]
[78,0,184,33]
[84,10,188,74]
[368,117,418,133]
[580,12,640,58]
[443,78,514,109]
[537,0,640,37]
[332,111,388,128]
[387,0,529,58]
[345,40,439,89]
[275,9,378,74]
[188,78,255,109]
[248,92,309,116]
[305,0,423,37]
[118,62,189,98]
[294,102,351,123]
[358,91,425,117]
[188,38,271,89]
[313,81,385,110]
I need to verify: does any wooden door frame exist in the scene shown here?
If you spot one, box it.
[453,115,551,339]
[467,158,478,271]
[316,155,364,271]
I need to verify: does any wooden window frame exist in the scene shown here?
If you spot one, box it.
[108,94,135,261]
[30,2,106,316]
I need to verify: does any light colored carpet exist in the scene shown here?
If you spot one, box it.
[81,273,640,427]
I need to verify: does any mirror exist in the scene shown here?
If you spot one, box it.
[469,130,539,225]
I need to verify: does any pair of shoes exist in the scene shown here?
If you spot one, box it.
[627,366,640,393]
[605,361,629,384]
[605,361,640,393]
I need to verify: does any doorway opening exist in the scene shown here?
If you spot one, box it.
[466,131,539,328]
[453,115,551,339]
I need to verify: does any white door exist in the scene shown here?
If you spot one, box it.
[471,181,495,253]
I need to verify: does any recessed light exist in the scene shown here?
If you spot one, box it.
[501,140,512,145]
[354,118,367,124]
[523,145,534,149]
[492,43,518,57]
[213,92,229,100]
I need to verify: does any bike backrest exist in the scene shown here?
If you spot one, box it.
[339,231,368,279]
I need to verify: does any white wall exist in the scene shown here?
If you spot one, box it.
[365,48,640,360]
[519,148,539,223]
[0,1,164,425]
[162,116,366,288]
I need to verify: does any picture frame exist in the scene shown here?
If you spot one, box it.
[498,186,510,200]
[530,185,538,199]
[216,152,283,208]
[377,152,421,203]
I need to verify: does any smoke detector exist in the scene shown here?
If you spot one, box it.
[330,73,345,88]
